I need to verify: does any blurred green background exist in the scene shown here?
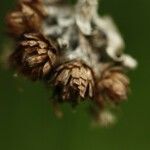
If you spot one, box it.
[0,0,149,150]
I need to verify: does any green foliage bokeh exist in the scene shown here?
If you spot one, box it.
[0,0,149,150]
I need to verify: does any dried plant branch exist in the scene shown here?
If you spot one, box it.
[4,0,138,127]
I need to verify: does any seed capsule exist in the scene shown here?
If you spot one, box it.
[52,60,95,103]
[10,32,59,80]
[97,67,129,103]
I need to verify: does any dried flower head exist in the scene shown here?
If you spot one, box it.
[98,67,130,103]
[6,1,44,36]
[10,32,59,80]
[52,60,95,103]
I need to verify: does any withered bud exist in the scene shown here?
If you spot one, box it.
[10,32,59,80]
[53,60,95,102]
[6,2,45,37]
[98,67,130,103]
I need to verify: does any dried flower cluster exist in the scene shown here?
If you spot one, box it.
[6,0,137,127]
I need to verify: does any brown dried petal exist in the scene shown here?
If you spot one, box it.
[43,61,51,76]
[26,55,47,67]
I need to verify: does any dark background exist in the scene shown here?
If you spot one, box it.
[0,0,150,150]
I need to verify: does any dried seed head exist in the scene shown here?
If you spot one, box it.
[98,67,130,103]
[53,60,95,102]
[10,32,59,80]
[6,2,44,37]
